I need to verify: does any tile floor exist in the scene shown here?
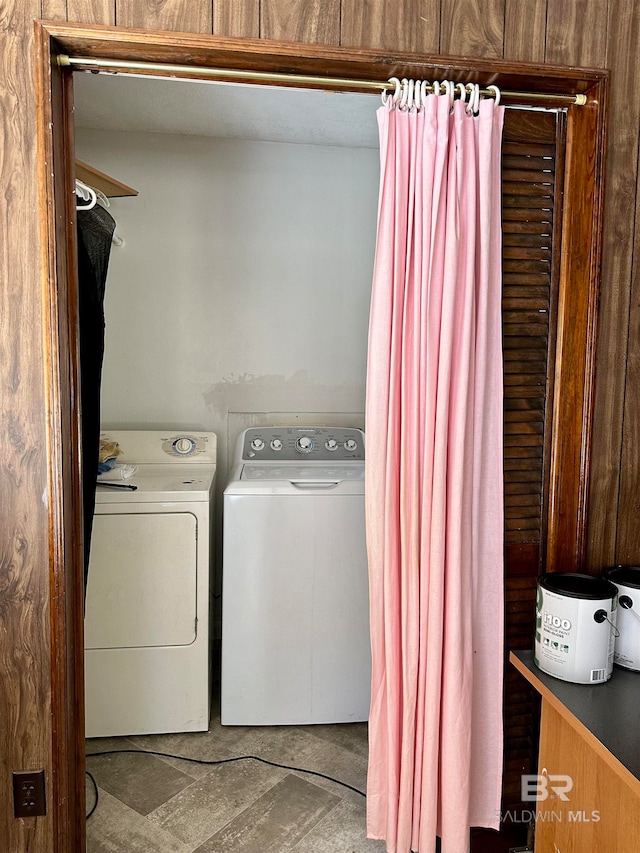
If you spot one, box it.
[85,707,387,853]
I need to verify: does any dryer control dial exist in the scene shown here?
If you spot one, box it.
[296,436,314,453]
[173,437,196,455]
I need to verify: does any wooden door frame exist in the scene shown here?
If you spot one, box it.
[34,19,608,852]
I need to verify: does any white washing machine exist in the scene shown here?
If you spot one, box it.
[84,430,216,738]
[221,426,370,726]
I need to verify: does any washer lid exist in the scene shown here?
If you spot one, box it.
[95,463,216,504]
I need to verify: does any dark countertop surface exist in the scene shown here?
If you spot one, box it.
[512,650,640,783]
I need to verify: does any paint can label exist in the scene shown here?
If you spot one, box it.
[535,584,615,684]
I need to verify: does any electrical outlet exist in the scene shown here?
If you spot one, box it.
[12,770,46,818]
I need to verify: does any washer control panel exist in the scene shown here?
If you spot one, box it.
[241,427,364,461]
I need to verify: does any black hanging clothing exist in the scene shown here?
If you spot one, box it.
[77,203,116,589]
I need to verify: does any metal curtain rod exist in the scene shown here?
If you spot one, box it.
[57,55,588,106]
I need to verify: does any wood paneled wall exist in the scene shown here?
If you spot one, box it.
[1,1,639,851]
[1,5,55,853]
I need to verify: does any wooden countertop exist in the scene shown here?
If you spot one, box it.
[510,650,640,797]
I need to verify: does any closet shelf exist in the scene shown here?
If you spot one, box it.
[75,160,138,198]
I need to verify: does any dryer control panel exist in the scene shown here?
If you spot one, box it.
[241,427,364,461]
[99,431,217,464]
[162,434,208,458]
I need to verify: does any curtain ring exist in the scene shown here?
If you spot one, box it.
[465,83,474,114]
[467,83,480,115]
[414,80,422,110]
[441,80,455,111]
[384,77,401,105]
[456,82,467,105]
[407,79,416,110]
[486,84,501,106]
[399,78,411,110]
[420,80,430,106]
[432,80,441,96]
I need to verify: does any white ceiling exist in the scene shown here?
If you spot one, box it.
[73,72,381,149]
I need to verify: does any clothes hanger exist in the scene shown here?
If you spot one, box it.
[93,187,110,208]
[75,179,123,245]
[75,179,97,210]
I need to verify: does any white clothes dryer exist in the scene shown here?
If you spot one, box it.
[84,430,216,738]
[221,426,370,726]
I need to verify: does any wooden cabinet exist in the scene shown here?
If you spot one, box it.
[536,702,640,852]
[511,652,640,853]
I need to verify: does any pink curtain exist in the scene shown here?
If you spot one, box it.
[365,89,505,853]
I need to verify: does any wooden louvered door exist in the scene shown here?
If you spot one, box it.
[500,109,566,829]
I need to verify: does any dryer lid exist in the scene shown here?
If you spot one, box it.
[95,463,216,503]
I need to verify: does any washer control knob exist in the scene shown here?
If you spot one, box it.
[344,438,358,452]
[296,436,314,453]
[250,438,265,451]
[173,437,195,455]
[325,438,339,451]
[270,438,283,451]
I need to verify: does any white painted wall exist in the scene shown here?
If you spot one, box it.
[75,129,378,467]
[75,127,379,598]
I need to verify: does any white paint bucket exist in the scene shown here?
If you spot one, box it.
[604,566,640,672]
[535,572,618,684]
